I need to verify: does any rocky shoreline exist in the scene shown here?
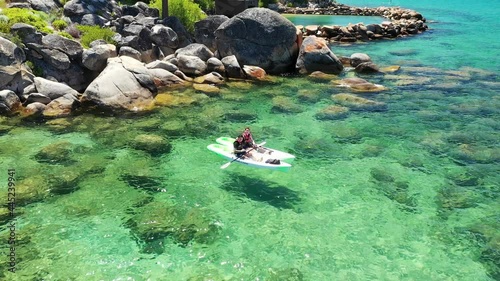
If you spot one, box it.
[282,4,428,43]
[0,1,429,119]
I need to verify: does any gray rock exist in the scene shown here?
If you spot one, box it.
[0,64,35,95]
[150,24,179,49]
[158,46,175,57]
[194,72,225,84]
[215,8,298,74]
[147,68,185,87]
[194,15,229,51]
[355,62,380,74]
[89,39,108,48]
[295,36,343,74]
[27,0,61,13]
[33,59,87,92]
[134,15,156,28]
[82,56,157,111]
[80,13,107,26]
[122,6,141,17]
[0,90,21,114]
[145,60,178,72]
[159,17,193,48]
[134,1,149,11]
[23,102,46,118]
[39,48,71,70]
[350,53,372,67]
[122,24,145,37]
[175,43,214,62]
[0,36,26,66]
[24,93,51,105]
[42,34,83,60]
[64,0,120,20]
[63,0,87,17]
[22,83,37,96]
[119,46,141,61]
[120,32,152,53]
[82,44,117,71]
[43,93,79,118]
[177,55,207,76]
[10,23,43,45]
[34,77,80,100]
[206,57,225,74]
[221,55,244,78]
[7,3,30,9]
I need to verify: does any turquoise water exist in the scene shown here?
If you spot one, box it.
[0,0,499,280]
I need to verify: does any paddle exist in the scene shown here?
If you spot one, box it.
[220,141,266,169]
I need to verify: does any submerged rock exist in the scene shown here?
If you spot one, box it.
[271,96,304,113]
[173,208,220,246]
[315,105,349,120]
[34,141,74,164]
[331,93,387,111]
[332,77,387,92]
[268,267,304,281]
[131,134,172,155]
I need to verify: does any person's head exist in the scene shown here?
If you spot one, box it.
[236,135,243,142]
[243,127,250,135]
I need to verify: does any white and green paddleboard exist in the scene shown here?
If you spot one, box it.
[215,136,296,161]
[207,143,292,171]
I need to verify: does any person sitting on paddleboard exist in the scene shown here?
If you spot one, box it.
[233,135,247,158]
[233,135,264,162]
[242,127,256,149]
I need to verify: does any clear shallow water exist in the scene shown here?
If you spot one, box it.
[0,1,499,280]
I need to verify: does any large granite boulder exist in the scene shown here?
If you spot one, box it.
[215,8,299,74]
[81,56,157,111]
[295,36,343,74]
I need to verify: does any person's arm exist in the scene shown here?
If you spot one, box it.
[249,134,256,146]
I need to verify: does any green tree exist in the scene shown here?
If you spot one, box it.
[150,0,206,33]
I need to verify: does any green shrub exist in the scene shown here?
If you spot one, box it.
[150,0,206,33]
[26,60,43,77]
[25,60,35,70]
[52,19,68,31]
[76,25,116,48]
[0,8,52,34]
